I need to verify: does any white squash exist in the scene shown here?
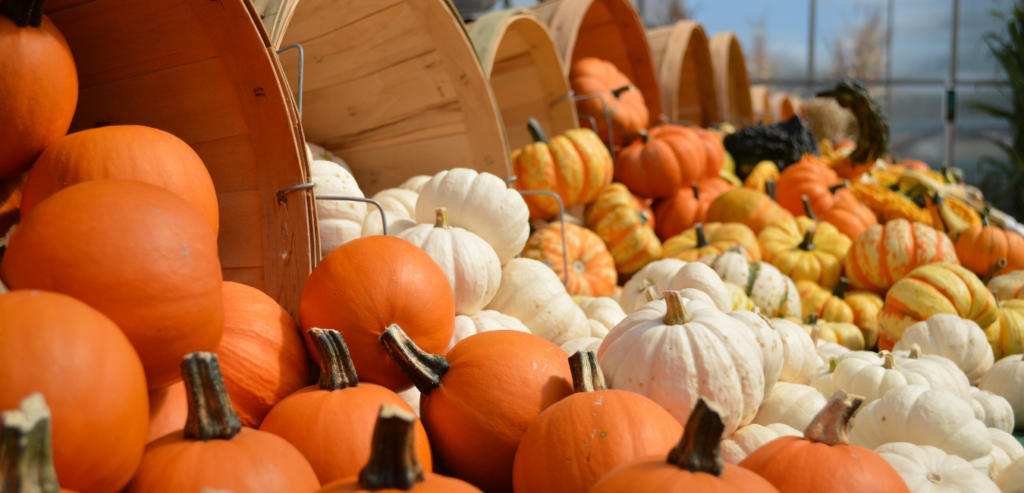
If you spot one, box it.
[989,270,1024,302]
[597,292,765,434]
[829,351,970,404]
[728,310,783,397]
[415,168,529,264]
[448,310,530,352]
[560,336,603,355]
[972,388,1016,433]
[850,385,993,468]
[980,354,1024,431]
[876,442,1000,493]
[362,187,419,237]
[399,175,431,193]
[989,428,1024,479]
[310,159,365,254]
[700,250,801,318]
[485,258,589,345]
[752,382,827,432]
[773,318,822,385]
[398,208,501,315]
[894,314,994,384]
[617,258,686,313]
[997,456,1024,491]
[305,141,352,173]
[668,262,732,311]
[816,338,850,363]
[673,288,718,308]
[575,296,626,338]
[720,423,801,464]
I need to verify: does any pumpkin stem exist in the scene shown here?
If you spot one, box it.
[666,399,724,476]
[1,0,45,28]
[984,258,1008,284]
[908,344,921,359]
[833,277,849,298]
[828,181,850,194]
[882,353,896,369]
[803,390,864,446]
[765,180,777,200]
[799,227,817,251]
[691,183,700,201]
[829,357,839,373]
[981,211,991,227]
[526,117,548,144]
[663,290,693,325]
[309,328,359,390]
[434,208,450,229]
[1,393,60,493]
[801,195,819,221]
[639,129,651,144]
[806,313,819,325]
[182,352,242,441]
[642,286,660,303]
[358,405,425,490]
[694,223,709,248]
[637,209,652,225]
[379,324,449,395]
[611,84,634,98]
[569,351,607,393]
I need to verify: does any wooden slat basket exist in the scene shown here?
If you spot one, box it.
[468,9,578,151]
[646,20,719,126]
[43,0,317,316]
[709,31,754,127]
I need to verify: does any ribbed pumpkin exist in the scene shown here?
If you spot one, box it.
[989,270,1024,301]
[510,119,613,219]
[524,221,617,297]
[744,160,781,193]
[584,183,662,275]
[381,327,573,492]
[21,125,220,235]
[0,290,148,493]
[590,400,780,493]
[662,222,761,262]
[652,178,734,240]
[705,187,796,234]
[260,329,431,485]
[758,197,851,289]
[953,216,1024,279]
[126,353,320,493]
[569,58,648,144]
[0,0,78,179]
[844,219,959,294]
[879,262,999,349]
[817,194,877,244]
[299,235,455,391]
[985,299,1024,359]
[849,182,934,227]
[700,249,802,319]
[512,352,683,493]
[797,278,879,348]
[808,317,865,351]
[1,180,224,389]
[614,125,724,198]
[774,154,851,218]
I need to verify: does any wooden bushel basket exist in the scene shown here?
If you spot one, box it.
[468,9,578,150]
[43,0,317,316]
[646,20,719,126]
[709,31,754,127]
[531,0,662,124]
[265,0,512,196]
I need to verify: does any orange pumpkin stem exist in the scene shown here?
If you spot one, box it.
[804,390,864,446]
[1,0,45,27]
[799,227,817,251]
[526,117,548,144]
[663,290,693,325]
[181,352,242,441]
[666,399,724,476]
[358,405,425,490]
[308,328,359,390]
[1,393,60,492]
[765,180,777,200]
[694,223,709,248]
[379,324,449,395]
[801,195,819,221]
[882,353,896,370]
[833,277,849,299]
[611,84,634,98]
[434,208,450,229]
[568,351,607,393]
[984,258,1008,284]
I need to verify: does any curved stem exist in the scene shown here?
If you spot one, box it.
[765,180,777,200]
[666,399,724,476]
[828,181,850,194]
[804,390,864,446]
[691,183,700,201]
[1,393,59,493]
[642,286,660,303]
[569,351,607,393]
[1,0,44,28]
[526,117,548,144]
[694,223,709,248]
[434,208,450,229]
[801,195,819,221]
[611,84,634,98]
[182,352,242,441]
[833,277,849,299]
[663,291,693,325]
[799,227,817,251]
[984,258,1008,284]
[882,353,896,370]
[358,405,425,490]
[308,328,359,391]
[379,325,449,395]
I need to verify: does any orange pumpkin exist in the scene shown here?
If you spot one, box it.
[705,187,795,234]
[740,391,909,492]
[953,215,1024,279]
[584,183,662,275]
[299,235,455,391]
[511,119,613,219]
[797,278,879,348]
[146,381,187,444]
[261,329,431,485]
[590,400,780,493]
[0,171,25,236]
[817,194,877,242]
[614,125,724,198]
[126,353,320,493]
[569,57,648,144]
[316,405,479,493]
[775,154,856,218]
[1,180,224,389]
[512,351,683,493]
[0,290,148,493]
[523,221,617,296]
[381,326,573,492]
[843,219,959,293]
[21,125,220,235]
[898,158,931,172]
[0,0,78,179]
[653,178,734,240]
[0,393,78,493]
[662,222,761,262]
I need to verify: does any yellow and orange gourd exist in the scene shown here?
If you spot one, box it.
[584,183,662,275]
[523,221,617,297]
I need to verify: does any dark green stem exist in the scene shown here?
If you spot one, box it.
[1,0,44,28]
[1,393,59,493]
[309,328,359,390]
[799,227,817,251]
[691,183,700,201]
[379,325,449,395]
[569,351,607,393]
[526,117,548,144]
[639,129,651,144]
[801,195,819,221]
[666,399,724,476]
[765,180,777,200]
[828,181,850,194]
[833,277,849,299]
[694,223,709,248]
[358,405,425,490]
[611,84,634,98]
[182,352,242,441]
[806,313,820,325]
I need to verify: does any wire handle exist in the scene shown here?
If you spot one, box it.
[572,92,616,154]
[277,43,305,115]
[276,182,389,236]
[507,176,570,287]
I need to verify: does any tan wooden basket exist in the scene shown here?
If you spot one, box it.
[646,20,719,126]
[468,9,578,151]
[44,0,317,315]
[531,0,662,124]
[709,31,754,127]
[751,84,770,123]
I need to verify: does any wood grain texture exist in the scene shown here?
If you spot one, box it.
[709,31,754,127]
[647,21,718,126]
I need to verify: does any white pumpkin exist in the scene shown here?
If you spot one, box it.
[728,310,783,397]
[773,318,822,385]
[894,314,995,384]
[989,428,1024,479]
[829,351,970,404]
[415,168,529,264]
[618,258,686,313]
[560,336,603,355]
[979,354,1024,431]
[752,382,827,432]
[700,250,801,318]
[398,208,501,315]
[311,159,365,254]
[448,310,530,352]
[972,388,1016,433]
[997,456,1024,491]
[876,442,1000,493]
[575,296,626,338]
[305,141,352,173]
[816,338,850,363]
[989,270,1024,302]
[726,282,756,311]
[399,175,431,193]
[667,262,732,311]
[362,187,419,237]
[720,423,801,464]
[485,258,589,345]
[597,292,765,434]
[850,385,993,468]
